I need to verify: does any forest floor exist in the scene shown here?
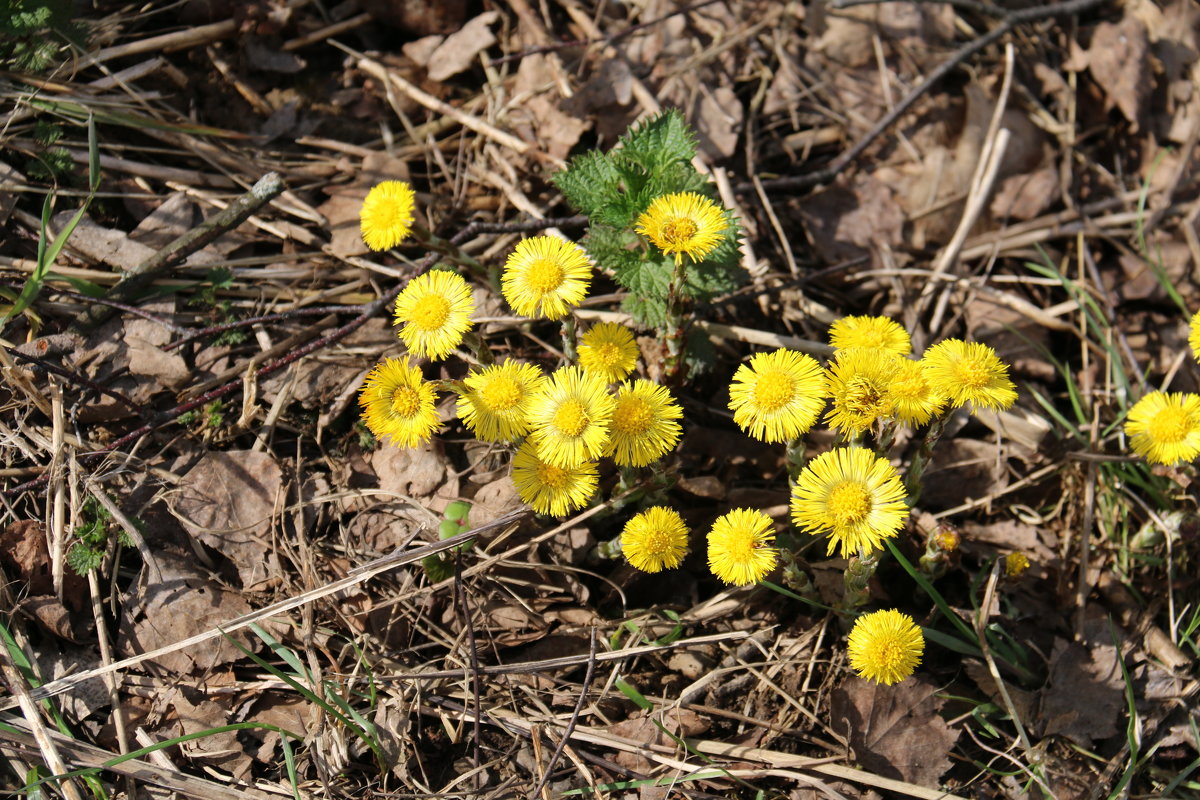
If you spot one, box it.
[2,0,1200,798]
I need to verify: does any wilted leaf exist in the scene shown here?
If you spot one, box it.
[1067,14,1152,130]
[172,450,283,590]
[426,11,499,82]
[1036,634,1124,747]
[830,677,959,786]
[117,552,257,673]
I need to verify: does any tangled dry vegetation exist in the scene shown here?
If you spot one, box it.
[2,0,1200,798]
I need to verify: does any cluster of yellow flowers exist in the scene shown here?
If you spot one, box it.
[618,314,1020,684]
[356,181,716,522]
[1121,309,1200,466]
[355,178,1018,687]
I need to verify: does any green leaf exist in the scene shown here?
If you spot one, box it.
[66,542,103,575]
[617,109,696,176]
[612,252,673,298]
[552,150,621,217]
[614,677,654,711]
[582,224,644,278]
[622,294,668,328]
[46,272,106,297]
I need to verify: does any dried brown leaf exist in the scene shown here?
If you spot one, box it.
[426,11,498,82]
[172,450,284,589]
[1036,635,1124,747]
[830,677,959,786]
[117,552,257,673]
[1072,15,1153,130]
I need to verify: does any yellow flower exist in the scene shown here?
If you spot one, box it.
[1125,391,1200,465]
[790,447,909,558]
[706,508,778,586]
[1189,310,1200,364]
[502,236,592,320]
[392,269,475,361]
[358,357,439,448]
[887,357,945,426]
[578,322,639,383]
[606,380,683,467]
[526,366,615,468]
[456,361,547,443]
[511,441,597,517]
[1005,552,1031,577]
[826,347,901,436]
[360,180,416,251]
[922,339,1017,412]
[728,349,827,443]
[635,192,729,264]
[621,506,690,573]
[829,315,912,356]
[847,609,924,685]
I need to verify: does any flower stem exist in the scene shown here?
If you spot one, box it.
[841,545,881,613]
[786,437,806,487]
[779,549,818,601]
[663,257,688,384]
[561,314,578,363]
[460,330,494,366]
[903,412,948,504]
[591,533,624,561]
[875,418,900,458]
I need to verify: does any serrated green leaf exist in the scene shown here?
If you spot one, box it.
[683,328,716,377]
[612,253,673,298]
[617,109,696,176]
[552,150,622,217]
[66,542,102,575]
[622,294,668,328]
[582,224,641,269]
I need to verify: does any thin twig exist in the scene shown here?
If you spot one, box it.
[73,172,284,331]
[529,628,598,800]
[4,214,579,497]
[6,349,151,421]
[745,0,1111,194]
[454,555,484,775]
[488,0,725,65]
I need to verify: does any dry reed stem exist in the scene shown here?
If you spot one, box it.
[350,49,530,154]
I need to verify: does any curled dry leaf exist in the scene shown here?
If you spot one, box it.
[172,450,284,590]
[830,676,960,786]
[116,552,257,674]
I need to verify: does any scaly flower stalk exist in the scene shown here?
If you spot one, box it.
[903,412,949,503]
[841,545,881,612]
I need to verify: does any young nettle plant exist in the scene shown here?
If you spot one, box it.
[552,109,743,379]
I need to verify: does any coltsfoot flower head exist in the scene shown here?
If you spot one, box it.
[360,180,416,251]
[728,349,827,443]
[1189,310,1200,364]
[887,357,945,426]
[791,447,909,558]
[847,609,924,685]
[707,508,778,586]
[606,380,683,467]
[621,506,689,573]
[359,357,439,448]
[635,192,729,264]
[527,366,615,468]
[829,315,912,356]
[826,347,901,436]
[502,236,592,320]
[922,339,1017,412]
[1125,391,1200,465]
[456,361,547,443]
[392,269,475,360]
[511,441,597,517]
[578,322,639,383]
[1005,552,1031,577]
